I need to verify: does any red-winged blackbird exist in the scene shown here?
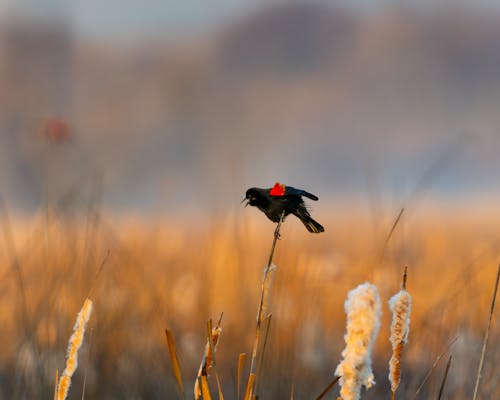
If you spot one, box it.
[243,182,325,233]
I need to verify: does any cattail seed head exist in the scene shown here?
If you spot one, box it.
[57,298,93,400]
[388,289,412,394]
[335,282,382,400]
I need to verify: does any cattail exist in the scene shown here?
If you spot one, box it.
[388,289,412,396]
[57,298,93,400]
[335,283,381,400]
[194,326,222,399]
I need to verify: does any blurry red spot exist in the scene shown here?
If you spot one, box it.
[270,182,285,196]
[39,119,70,144]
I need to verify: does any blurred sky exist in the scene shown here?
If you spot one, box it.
[5,0,500,38]
[1,1,500,215]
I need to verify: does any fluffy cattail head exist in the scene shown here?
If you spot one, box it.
[57,298,93,400]
[388,289,412,394]
[335,282,382,400]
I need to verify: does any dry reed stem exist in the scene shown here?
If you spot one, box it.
[254,314,272,395]
[199,376,212,400]
[413,336,458,399]
[437,355,452,400]
[472,262,499,400]
[237,353,246,400]
[54,369,58,400]
[206,319,224,400]
[243,374,255,400]
[165,328,185,400]
[378,208,405,264]
[86,249,110,300]
[247,211,284,397]
[248,262,276,395]
[56,298,93,400]
[314,376,341,400]
[194,324,222,399]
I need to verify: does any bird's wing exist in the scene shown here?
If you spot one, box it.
[284,186,319,201]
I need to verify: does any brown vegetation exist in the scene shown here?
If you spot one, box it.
[0,205,498,399]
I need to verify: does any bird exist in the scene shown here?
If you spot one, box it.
[243,182,324,233]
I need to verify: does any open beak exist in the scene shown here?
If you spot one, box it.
[241,197,249,207]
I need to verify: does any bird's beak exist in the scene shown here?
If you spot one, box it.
[241,197,249,207]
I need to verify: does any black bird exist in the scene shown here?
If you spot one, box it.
[243,182,324,233]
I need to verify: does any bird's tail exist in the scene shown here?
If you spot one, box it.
[295,208,324,233]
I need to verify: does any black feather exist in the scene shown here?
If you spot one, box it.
[284,186,319,201]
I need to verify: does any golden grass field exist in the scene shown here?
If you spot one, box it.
[0,204,498,399]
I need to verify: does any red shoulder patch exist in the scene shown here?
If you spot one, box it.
[270,182,286,196]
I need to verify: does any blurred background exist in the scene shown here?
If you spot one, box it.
[1,0,500,215]
[0,1,499,399]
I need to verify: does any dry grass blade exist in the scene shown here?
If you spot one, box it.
[314,375,341,400]
[54,369,59,400]
[86,249,110,300]
[378,208,404,264]
[165,328,185,400]
[243,373,255,400]
[81,374,88,400]
[385,208,405,248]
[214,374,225,400]
[413,336,458,399]
[194,320,223,399]
[200,376,212,400]
[437,355,452,400]
[206,319,224,400]
[206,319,215,364]
[472,262,500,400]
[237,353,246,400]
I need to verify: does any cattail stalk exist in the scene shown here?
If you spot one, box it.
[247,212,284,397]
[56,298,93,400]
[388,289,412,397]
[335,283,382,400]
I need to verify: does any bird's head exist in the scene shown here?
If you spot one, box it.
[242,188,260,207]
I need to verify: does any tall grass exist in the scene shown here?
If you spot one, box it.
[0,209,498,398]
